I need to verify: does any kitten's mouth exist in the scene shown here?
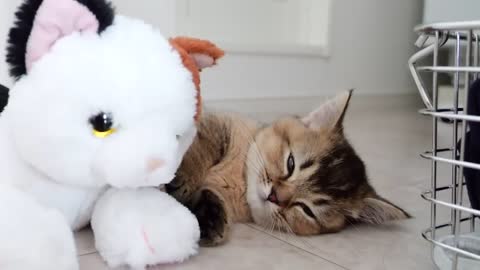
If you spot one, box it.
[266,189,287,208]
[267,189,279,204]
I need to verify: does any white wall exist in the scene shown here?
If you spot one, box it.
[423,0,480,23]
[114,0,425,100]
[0,0,423,100]
[111,0,176,37]
[175,0,331,56]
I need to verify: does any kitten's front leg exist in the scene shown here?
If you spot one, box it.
[190,188,231,247]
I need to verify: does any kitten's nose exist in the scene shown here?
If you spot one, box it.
[267,189,279,204]
[268,185,293,207]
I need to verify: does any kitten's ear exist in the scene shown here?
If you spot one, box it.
[302,89,353,130]
[356,195,411,224]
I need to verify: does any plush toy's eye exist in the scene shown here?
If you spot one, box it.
[89,112,115,138]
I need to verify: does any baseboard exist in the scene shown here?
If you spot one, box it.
[204,93,424,116]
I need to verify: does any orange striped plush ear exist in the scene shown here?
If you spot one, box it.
[169,37,224,121]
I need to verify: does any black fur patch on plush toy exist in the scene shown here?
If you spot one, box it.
[0,84,9,113]
[6,0,115,80]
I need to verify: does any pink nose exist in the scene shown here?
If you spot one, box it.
[146,158,165,173]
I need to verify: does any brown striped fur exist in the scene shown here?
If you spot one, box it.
[167,91,410,246]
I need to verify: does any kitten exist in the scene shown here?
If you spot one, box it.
[166,90,410,246]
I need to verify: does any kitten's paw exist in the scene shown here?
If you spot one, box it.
[165,176,192,203]
[191,189,230,247]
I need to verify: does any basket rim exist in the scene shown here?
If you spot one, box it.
[415,20,480,32]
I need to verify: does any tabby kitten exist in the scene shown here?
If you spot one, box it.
[166,90,410,246]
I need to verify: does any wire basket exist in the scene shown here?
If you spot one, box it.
[409,21,480,270]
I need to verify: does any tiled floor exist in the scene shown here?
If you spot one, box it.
[77,94,477,270]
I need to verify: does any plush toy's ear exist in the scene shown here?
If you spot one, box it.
[6,0,114,80]
[25,0,99,71]
[169,37,224,71]
[169,37,224,121]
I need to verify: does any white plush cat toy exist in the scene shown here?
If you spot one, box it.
[0,0,223,269]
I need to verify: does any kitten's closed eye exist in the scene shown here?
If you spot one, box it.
[292,202,315,219]
[313,198,329,206]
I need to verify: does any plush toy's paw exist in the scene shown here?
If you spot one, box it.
[0,186,78,270]
[91,188,200,269]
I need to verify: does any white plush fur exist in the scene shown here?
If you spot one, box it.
[0,15,200,269]
[91,188,200,269]
[0,186,78,270]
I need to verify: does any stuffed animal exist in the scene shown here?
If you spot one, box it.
[0,0,223,269]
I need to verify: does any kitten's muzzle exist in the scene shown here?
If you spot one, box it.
[267,189,279,204]
[267,188,289,207]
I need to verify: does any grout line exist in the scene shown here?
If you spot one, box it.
[245,224,350,270]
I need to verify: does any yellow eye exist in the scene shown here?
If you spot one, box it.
[93,128,116,138]
[90,112,116,138]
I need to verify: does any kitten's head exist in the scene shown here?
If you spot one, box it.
[246,90,410,235]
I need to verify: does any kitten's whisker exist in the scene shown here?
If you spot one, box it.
[243,154,265,176]
[278,212,315,250]
[236,122,276,192]
[276,213,293,235]
[339,209,361,233]
[236,121,268,168]
[268,205,277,234]
[274,213,304,247]
[267,220,275,234]
[243,147,265,175]
[244,159,268,187]
[236,139,265,176]
[249,141,266,167]
[270,221,277,234]
[269,205,283,235]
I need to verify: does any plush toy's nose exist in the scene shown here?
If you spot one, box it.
[146,158,165,173]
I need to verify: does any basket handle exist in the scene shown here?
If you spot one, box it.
[408,33,448,110]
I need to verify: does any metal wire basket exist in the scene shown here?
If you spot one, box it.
[409,21,480,270]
